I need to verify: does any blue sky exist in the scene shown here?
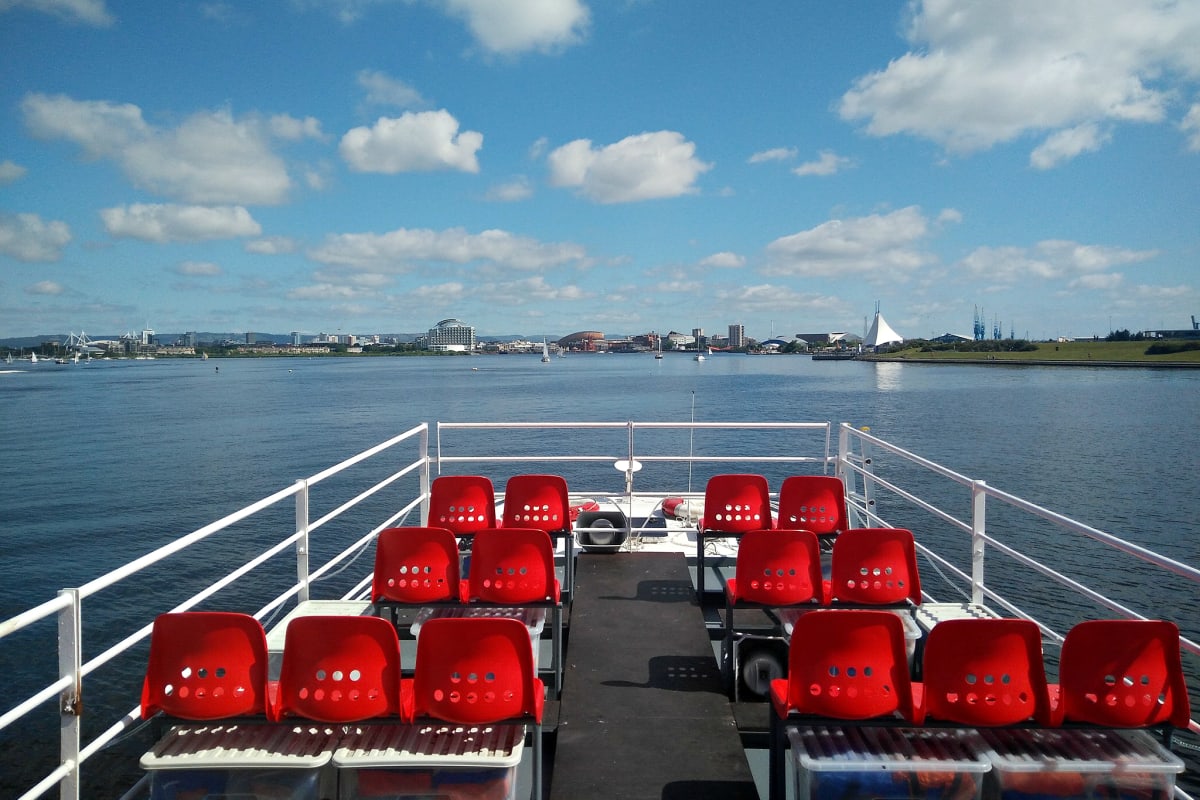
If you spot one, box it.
[2,0,1198,342]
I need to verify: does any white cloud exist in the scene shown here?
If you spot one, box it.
[748,147,796,164]
[764,206,934,277]
[547,131,711,203]
[485,176,534,202]
[699,251,745,269]
[339,110,483,173]
[0,212,71,262]
[839,0,1200,163]
[1029,123,1109,169]
[245,236,299,254]
[309,226,587,270]
[22,94,294,204]
[960,240,1156,283]
[175,260,223,276]
[714,284,845,315]
[269,114,324,141]
[100,203,262,242]
[27,280,65,295]
[0,0,113,26]
[1070,273,1124,290]
[439,0,590,55]
[356,70,425,108]
[793,150,854,177]
[1182,104,1200,151]
[0,160,28,185]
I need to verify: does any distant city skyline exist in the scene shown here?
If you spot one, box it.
[2,2,1198,342]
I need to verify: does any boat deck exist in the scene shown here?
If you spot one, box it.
[549,552,759,800]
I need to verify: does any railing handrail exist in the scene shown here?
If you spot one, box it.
[4,419,1196,798]
[1,423,430,800]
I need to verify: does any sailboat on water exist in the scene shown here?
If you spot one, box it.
[655,335,663,359]
[541,338,551,363]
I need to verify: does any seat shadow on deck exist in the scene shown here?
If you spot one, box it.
[549,552,757,800]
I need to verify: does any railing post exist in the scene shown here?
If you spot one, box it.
[419,425,431,526]
[294,479,310,604]
[970,480,987,605]
[58,588,81,800]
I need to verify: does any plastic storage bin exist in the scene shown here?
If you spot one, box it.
[149,766,328,800]
[788,725,990,800]
[338,765,517,800]
[980,728,1184,799]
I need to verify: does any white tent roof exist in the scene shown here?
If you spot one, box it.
[864,311,903,348]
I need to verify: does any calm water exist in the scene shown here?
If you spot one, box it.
[2,354,1198,795]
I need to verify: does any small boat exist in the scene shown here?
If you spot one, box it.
[541,338,551,363]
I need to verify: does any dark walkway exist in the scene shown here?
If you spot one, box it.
[549,552,758,800]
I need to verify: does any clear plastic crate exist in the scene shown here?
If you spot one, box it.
[788,725,990,800]
[980,727,1184,800]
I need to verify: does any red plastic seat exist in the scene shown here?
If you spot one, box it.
[1054,619,1191,728]
[371,526,465,606]
[770,609,919,722]
[466,527,560,605]
[776,475,848,538]
[697,474,772,595]
[428,475,496,535]
[141,611,271,720]
[273,615,404,723]
[767,610,919,800]
[726,529,825,607]
[828,527,922,606]
[408,615,544,725]
[723,528,826,695]
[407,616,545,800]
[918,618,1052,726]
[501,474,570,534]
[501,473,574,599]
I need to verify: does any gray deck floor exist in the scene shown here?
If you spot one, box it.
[549,552,758,800]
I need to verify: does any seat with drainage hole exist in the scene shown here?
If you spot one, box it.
[140,611,271,720]
[696,474,772,595]
[1053,618,1191,729]
[917,617,1052,726]
[776,475,849,540]
[501,474,574,598]
[466,527,563,696]
[427,475,496,535]
[827,527,922,606]
[406,615,545,800]
[722,529,825,692]
[371,527,466,624]
[273,615,404,723]
[767,609,919,800]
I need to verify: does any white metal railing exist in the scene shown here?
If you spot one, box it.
[1,424,430,800]
[836,422,1200,743]
[3,419,1196,799]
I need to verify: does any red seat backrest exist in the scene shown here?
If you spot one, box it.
[411,616,544,725]
[467,528,560,604]
[1058,619,1191,728]
[274,615,403,723]
[727,529,824,606]
[428,475,496,534]
[502,474,570,533]
[921,618,1052,726]
[769,610,917,721]
[141,611,270,720]
[829,528,922,605]
[702,474,772,533]
[371,526,462,604]
[777,475,848,536]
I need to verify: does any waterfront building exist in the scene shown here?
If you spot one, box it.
[728,324,745,349]
[427,318,476,352]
